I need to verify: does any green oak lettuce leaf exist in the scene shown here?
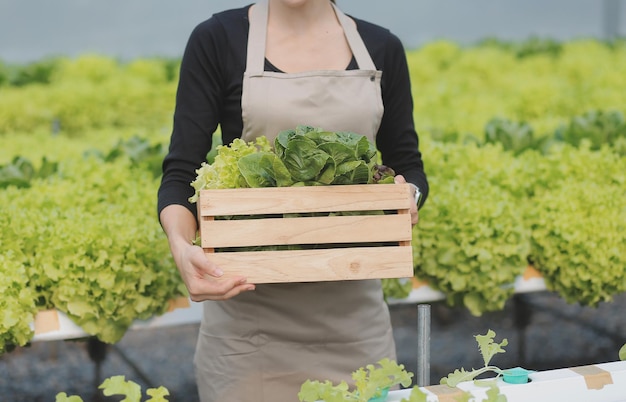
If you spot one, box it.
[99,375,142,402]
[298,380,350,402]
[412,171,530,316]
[298,358,412,402]
[145,386,171,402]
[189,136,272,200]
[530,176,626,306]
[0,251,37,353]
[352,358,413,400]
[11,158,185,344]
[55,393,84,402]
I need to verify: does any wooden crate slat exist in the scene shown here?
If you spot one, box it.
[200,213,412,248]
[205,246,413,283]
[197,183,414,284]
[199,184,412,216]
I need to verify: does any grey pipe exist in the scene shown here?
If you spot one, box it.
[416,304,431,387]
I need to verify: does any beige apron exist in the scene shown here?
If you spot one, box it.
[194,2,395,401]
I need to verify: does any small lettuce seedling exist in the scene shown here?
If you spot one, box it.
[441,330,508,387]
[56,375,170,402]
[298,358,413,402]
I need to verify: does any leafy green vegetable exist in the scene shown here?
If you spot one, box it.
[54,393,84,402]
[620,343,626,361]
[280,136,331,182]
[2,40,626,333]
[189,136,272,201]
[55,375,170,402]
[237,152,293,188]
[440,330,508,387]
[274,126,378,186]
[531,148,626,306]
[100,375,142,402]
[0,251,37,353]
[0,156,185,346]
[84,135,167,178]
[0,155,58,189]
[381,278,413,301]
[483,117,549,155]
[190,125,384,199]
[476,330,509,368]
[298,358,413,402]
[553,109,626,155]
[412,143,530,315]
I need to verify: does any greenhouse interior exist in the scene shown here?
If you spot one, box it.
[1,1,625,401]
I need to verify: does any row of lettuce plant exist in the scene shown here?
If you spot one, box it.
[1,37,625,350]
[1,126,624,352]
[0,145,184,353]
[1,39,625,138]
[435,109,626,157]
[0,55,179,136]
[407,39,626,139]
[409,135,626,315]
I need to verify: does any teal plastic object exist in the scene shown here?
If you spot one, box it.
[368,387,390,402]
[502,367,535,384]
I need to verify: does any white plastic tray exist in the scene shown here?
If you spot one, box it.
[386,360,626,402]
[30,298,203,342]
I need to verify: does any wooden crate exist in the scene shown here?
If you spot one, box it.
[197,184,414,284]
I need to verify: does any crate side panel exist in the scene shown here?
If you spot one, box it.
[199,184,412,216]
[200,214,412,248]
[205,246,413,283]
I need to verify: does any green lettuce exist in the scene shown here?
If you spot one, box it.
[191,125,386,194]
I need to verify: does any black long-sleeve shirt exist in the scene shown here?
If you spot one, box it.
[158,4,428,217]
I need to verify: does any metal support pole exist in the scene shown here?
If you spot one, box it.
[512,294,533,367]
[416,304,431,387]
[603,0,622,41]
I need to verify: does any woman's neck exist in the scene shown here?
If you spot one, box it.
[267,0,337,36]
[262,0,353,72]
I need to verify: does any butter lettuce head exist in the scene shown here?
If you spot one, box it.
[274,125,378,186]
[237,152,293,188]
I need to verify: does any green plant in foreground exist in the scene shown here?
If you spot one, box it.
[298,337,508,402]
[189,125,392,201]
[298,358,413,402]
[441,330,508,387]
[55,375,169,402]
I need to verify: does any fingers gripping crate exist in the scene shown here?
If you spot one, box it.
[197,183,414,284]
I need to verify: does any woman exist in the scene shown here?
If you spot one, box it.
[157,1,429,400]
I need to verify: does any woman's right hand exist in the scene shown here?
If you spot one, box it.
[160,204,255,302]
[176,241,255,302]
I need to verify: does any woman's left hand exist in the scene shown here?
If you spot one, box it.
[394,175,419,225]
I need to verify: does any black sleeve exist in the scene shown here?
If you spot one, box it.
[157,17,227,219]
[375,32,429,208]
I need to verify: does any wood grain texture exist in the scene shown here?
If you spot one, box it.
[198,184,414,283]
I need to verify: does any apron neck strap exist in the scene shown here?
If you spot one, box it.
[246,0,376,74]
